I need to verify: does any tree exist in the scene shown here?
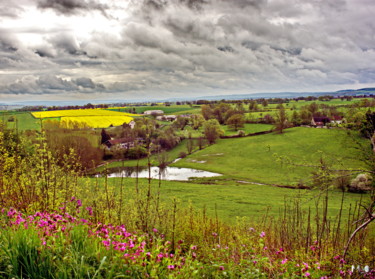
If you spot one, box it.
[262,99,269,107]
[248,100,258,111]
[227,114,245,130]
[203,119,223,144]
[101,129,111,144]
[201,104,213,120]
[274,105,288,133]
[173,116,189,130]
[189,114,205,130]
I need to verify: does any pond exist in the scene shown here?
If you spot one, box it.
[97,166,222,181]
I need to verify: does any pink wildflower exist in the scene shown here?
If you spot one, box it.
[305,272,310,277]
[153,228,158,233]
[219,266,225,271]
[167,265,175,270]
[260,231,266,238]
[281,258,288,264]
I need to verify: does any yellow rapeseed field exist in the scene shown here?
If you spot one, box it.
[31,109,136,128]
[31,109,137,118]
[61,116,133,129]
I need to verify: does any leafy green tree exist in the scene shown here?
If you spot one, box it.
[203,119,223,144]
[201,104,214,120]
[189,114,205,130]
[227,114,245,130]
[248,100,258,111]
[274,105,288,133]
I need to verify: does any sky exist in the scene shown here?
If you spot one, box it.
[0,0,375,104]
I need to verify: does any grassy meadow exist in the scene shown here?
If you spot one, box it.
[95,176,368,222]
[172,127,367,185]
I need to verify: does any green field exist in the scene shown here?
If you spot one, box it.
[172,127,368,185]
[1,112,42,131]
[109,105,202,115]
[222,123,273,136]
[93,176,367,222]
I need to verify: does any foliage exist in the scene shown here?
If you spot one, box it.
[274,105,289,133]
[203,119,224,144]
[348,173,373,193]
[226,114,245,131]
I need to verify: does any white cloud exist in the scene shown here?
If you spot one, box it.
[0,0,374,102]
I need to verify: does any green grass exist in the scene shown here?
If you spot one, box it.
[114,105,201,115]
[172,127,368,185]
[222,123,273,136]
[1,112,41,131]
[94,176,367,222]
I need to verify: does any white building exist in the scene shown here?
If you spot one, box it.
[143,110,164,115]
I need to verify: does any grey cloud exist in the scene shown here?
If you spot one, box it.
[0,3,24,18]
[48,33,88,56]
[74,77,105,89]
[37,0,108,15]
[0,33,19,52]
[1,75,105,94]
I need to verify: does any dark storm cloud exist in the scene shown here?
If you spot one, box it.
[0,2,24,18]
[48,34,87,56]
[37,0,108,15]
[0,33,19,52]
[1,75,105,94]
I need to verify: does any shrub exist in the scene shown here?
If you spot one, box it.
[179,151,187,158]
[348,173,373,193]
[124,146,148,159]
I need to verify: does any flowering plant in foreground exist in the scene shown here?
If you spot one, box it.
[1,199,374,278]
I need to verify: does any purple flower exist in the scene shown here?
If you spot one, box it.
[86,207,93,216]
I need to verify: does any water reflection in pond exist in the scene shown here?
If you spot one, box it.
[98,166,222,181]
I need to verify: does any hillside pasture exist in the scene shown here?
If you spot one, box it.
[172,127,368,186]
[129,105,201,115]
[1,112,41,131]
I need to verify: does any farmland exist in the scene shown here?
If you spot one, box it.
[61,115,134,128]
[1,96,374,278]
[30,108,136,129]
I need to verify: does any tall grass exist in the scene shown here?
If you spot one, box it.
[0,124,374,278]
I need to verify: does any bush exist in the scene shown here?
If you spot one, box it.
[348,173,373,193]
[237,130,245,137]
[124,146,148,159]
[179,151,187,158]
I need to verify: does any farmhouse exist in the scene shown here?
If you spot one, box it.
[104,137,145,149]
[143,110,164,115]
[156,115,177,121]
[311,116,331,127]
[330,115,343,124]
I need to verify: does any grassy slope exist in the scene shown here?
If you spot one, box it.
[172,127,367,185]
[222,123,273,136]
[1,112,41,131]
[96,177,366,222]
[117,105,201,115]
